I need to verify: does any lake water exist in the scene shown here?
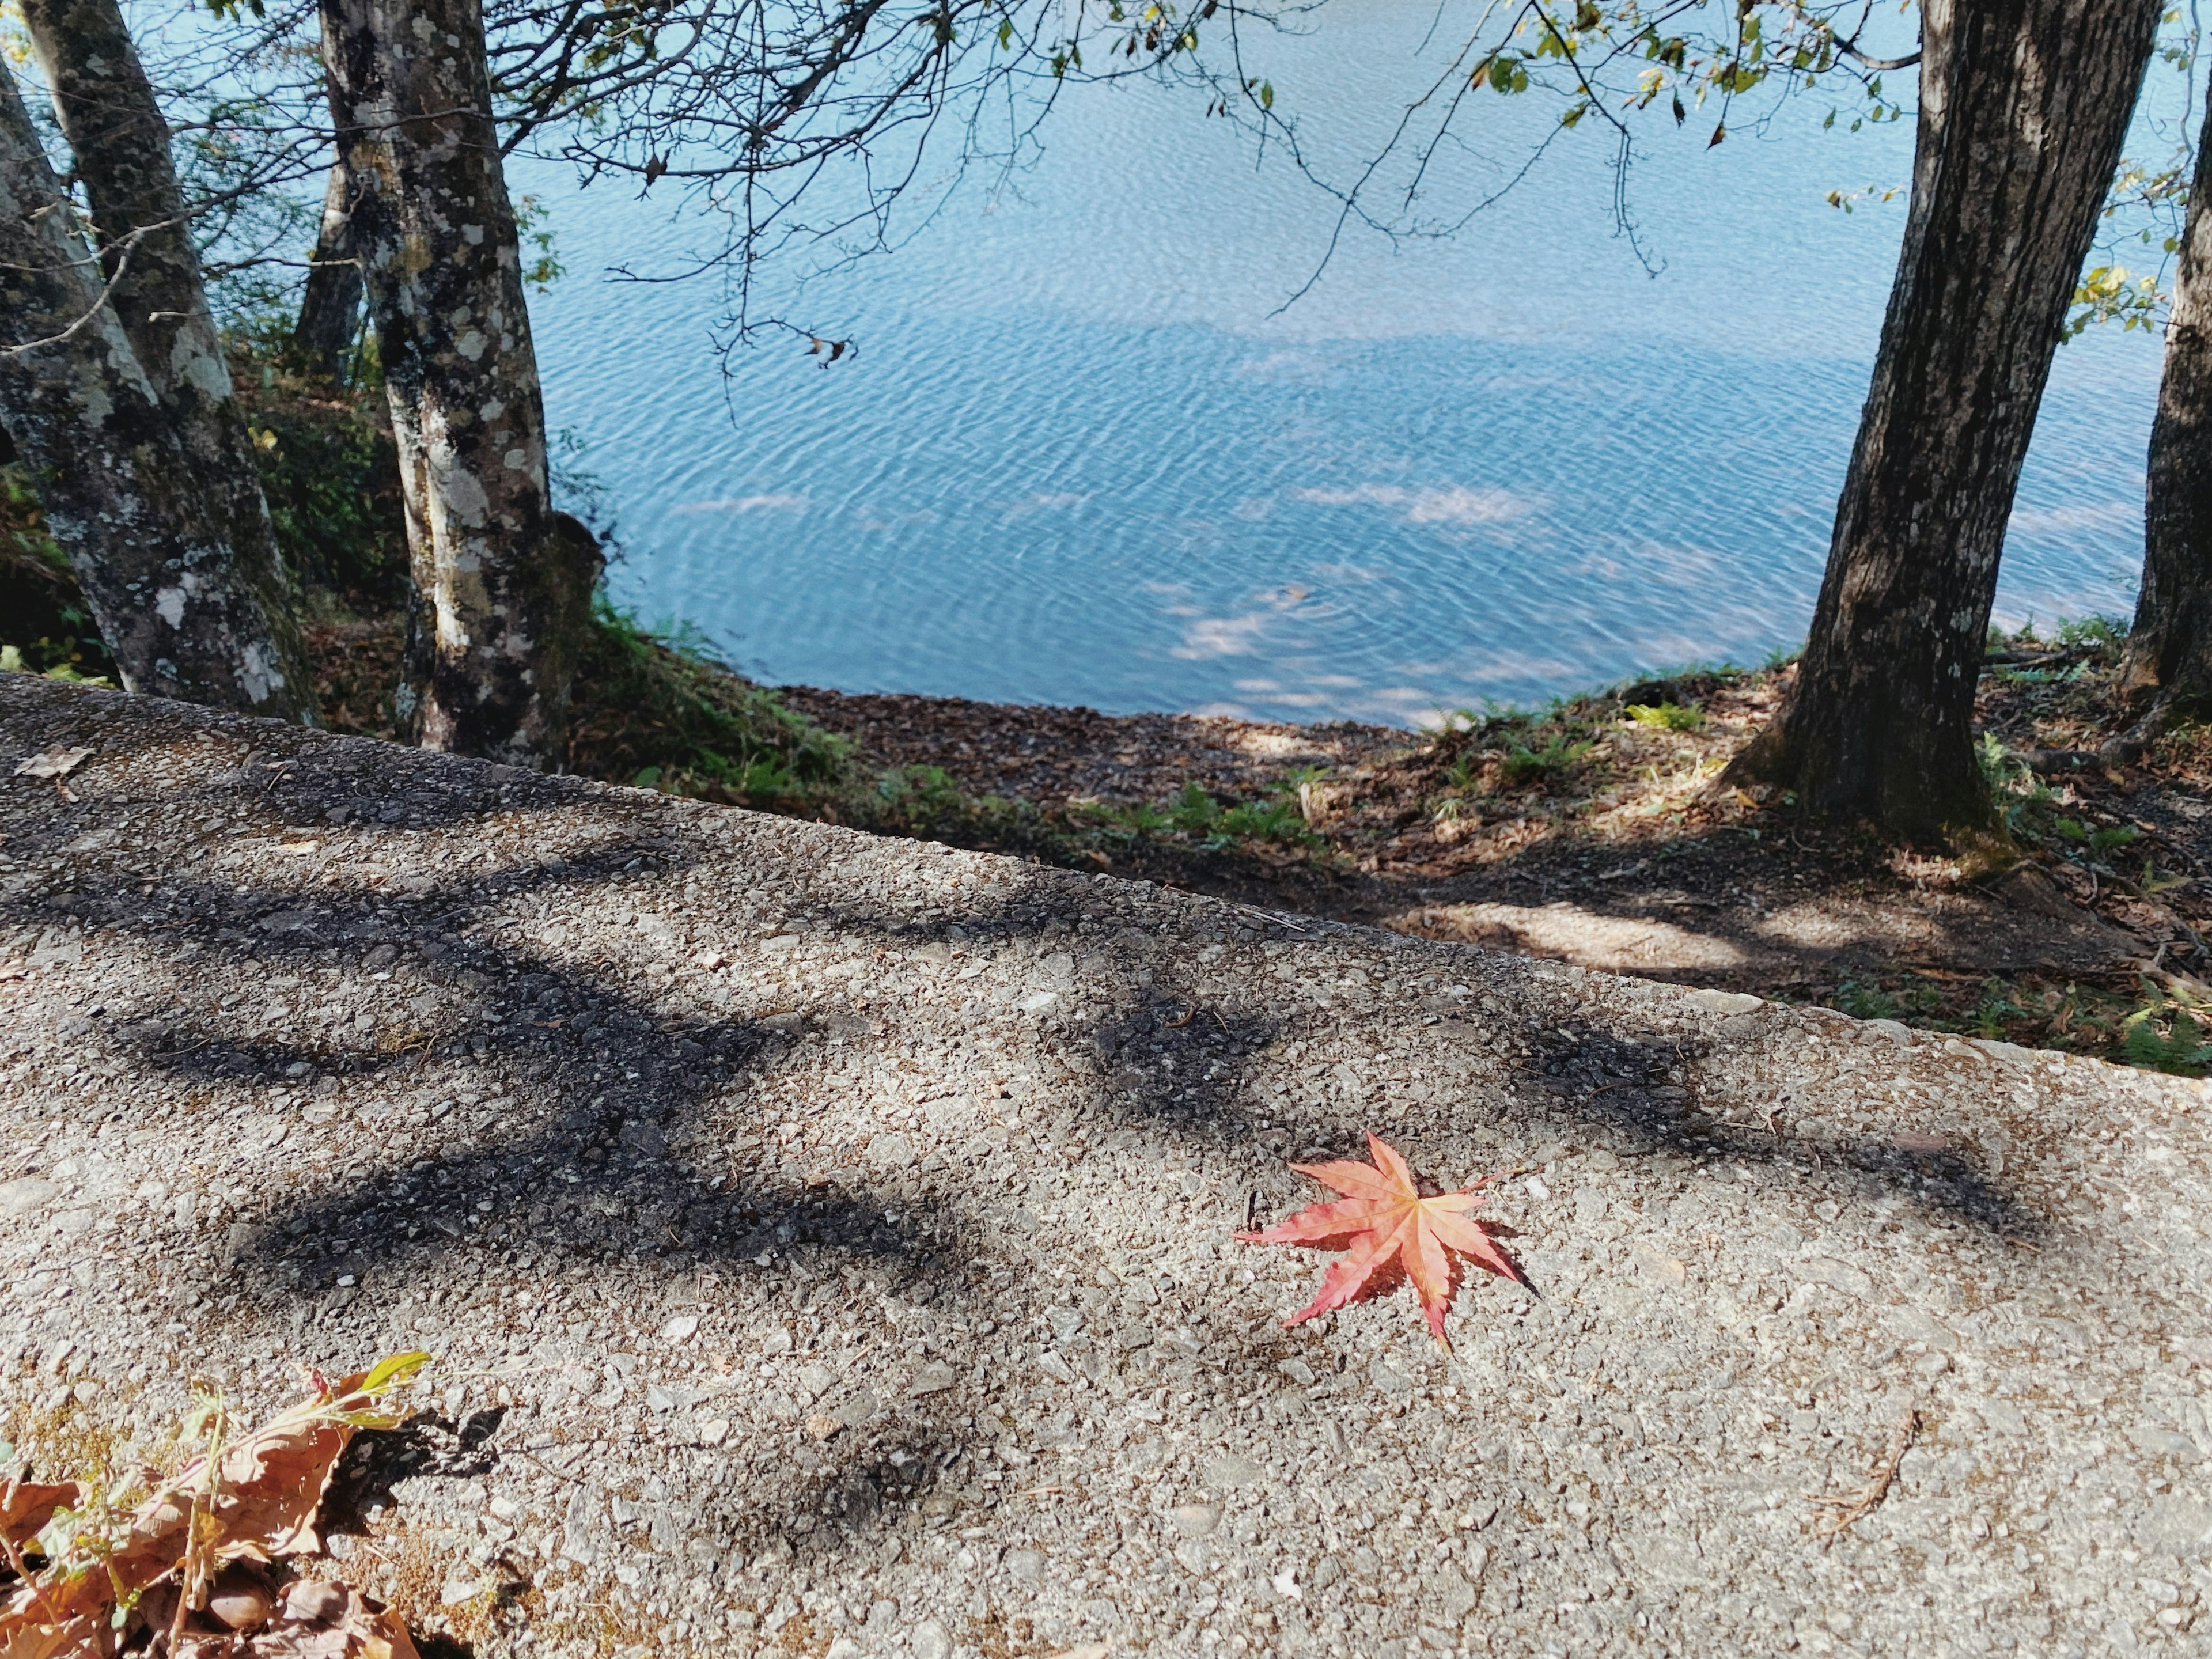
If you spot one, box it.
[523,11,2165,726]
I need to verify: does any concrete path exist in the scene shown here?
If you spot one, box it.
[1,675,2208,1658]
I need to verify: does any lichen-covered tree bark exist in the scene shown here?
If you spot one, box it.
[20,0,316,721]
[1726,0,2159,838]
[2113,68,2212,750]
[0,63,311,719]
[294,157,365,381]
[319,0,600,767]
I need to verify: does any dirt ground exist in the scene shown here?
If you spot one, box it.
[782,632,2212,1069]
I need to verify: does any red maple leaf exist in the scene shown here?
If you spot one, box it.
[1236,1132,1524,1349]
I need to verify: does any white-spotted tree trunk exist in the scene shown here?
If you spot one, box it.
[20,0,316,720]
[0,62,312,719]
[319,0,600,767]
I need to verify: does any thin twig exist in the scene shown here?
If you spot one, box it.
[1808,1407,1919,1544]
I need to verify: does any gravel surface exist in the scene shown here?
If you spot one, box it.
[2,673,2209,1659]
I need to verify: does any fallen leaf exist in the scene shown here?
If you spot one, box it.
[0,1354,429,1651]
[0,1612,104,1659]
[239,1579,421,1658]
[1237,1132,1523,1349]
[0,1482,81,1550]
[11,748,91,781]
[804,1412,843,1441]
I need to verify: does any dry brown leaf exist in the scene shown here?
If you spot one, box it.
[0,1612,108,1659]
[0,1484,82,1551]
[0,1355,427,1654]
[237,1580,421,1658]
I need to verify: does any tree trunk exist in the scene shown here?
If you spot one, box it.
[20,0,317,722]
[0,63,312,718]
[318,0,601,768]
[1726,0,2159,838]
[294,156,365,381]
[2112,65,2212,749]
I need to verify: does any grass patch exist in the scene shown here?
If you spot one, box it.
[1078,780,1319,854]
[1499,731,1597,786]
[566,603,853,806]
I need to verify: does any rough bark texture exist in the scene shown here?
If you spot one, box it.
[0,65,310,718]
[293,157,365,381]
[319,0,601,768]
[2115,67,2212,743]
[20,0,316,721]
[1727,0,2159,838]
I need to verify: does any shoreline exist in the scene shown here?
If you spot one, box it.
[14,594,2212,1073]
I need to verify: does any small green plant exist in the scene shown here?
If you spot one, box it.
[1977,732,2027,791]
[878,764,965,813]
[2142,858,2193,896]
[1834,980,1902,1021]
[2119,994,2212,1075]
[567,599,853,806]
[1624,702,1703,733]
[2053,817,2139,857]
[1499,732,1596,785]
[1101,800,1172,837]
[1168,782,1223,836]
[1168,783,1312,847]
[1217,797,1309,843]
[2054,614,2126,656]
[1086,781,1315,851]
[1969,976,2031,1039]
